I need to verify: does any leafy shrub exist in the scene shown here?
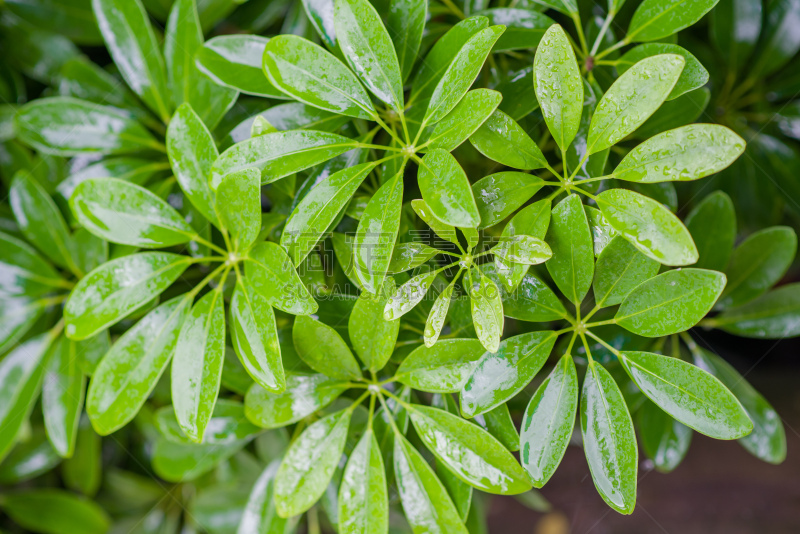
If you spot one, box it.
[0,0,797,532]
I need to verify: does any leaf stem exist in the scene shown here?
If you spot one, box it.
[590,10,616,56]
[372,113,407,147]
[584,318,616,328]
[191,234,228,256]
[594,39,628,61]
[585,329,620,356]
[376,391,404,437]
[571,12,590,57]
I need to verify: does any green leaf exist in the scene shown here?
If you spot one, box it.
[546,194,594,304]
[468,267,504,353]
[274,409,352,517]
[389,242,440,273]
[718,227,797,309]
[0,430,60,485]
[0,332,54,462]
[495,200,550,291]
[239,461,295,534]
[692,349,786,463]
[245,373,348,428]
[593,236,660,308]
[245,241,318,315]
[750,0,800,77]
[596,188,698,266]
[0,297,47,356]
[5,0,103,45]
[56,57,141,111]
[581,361,637,515]
[710,0,762,73]
[500,272,568,323]
[0,231,64,297]
[586,54,685,155]
[419,149,480,228]
[616,268,726,336]
[478,8,554,51]
[0,489,110,534]
[70,178,194,248]
[617,44,708,100]
[424,280,457,347]
[354,172,404,294]
[472,172,544,229]
[424,25,505,125]
[42,336,85,458]
[156,399,260,445]
[424,89,502,152]
[393,434,469,534]
[685,191,736,271]
[293,315,362,380]
[195,35,286,98]
[334,0,403,112]
[65,252,190,340]
[338,429,389,534]
[263,34,376,119]
[409,405,532,494]
[396,338,486,393]
[613,124,745,183]
[620,351,752,439]
[282,162,377,265]
[632,87,711,140]
[87,296,189,435]
[172,289,226,442]
[637,400,692,473]
[461,331,557,417]
[491,235,552,265]
[470,110,548,170]
[384,271,439,320]
[565,79,609,181]
[521,353,578,487]
[166,103,219,226]
[302,0,336,47]
[436,461,472,522]
[713,283,800,339]
[72,229,108,275]
[215,168,261,253]
[349,279,400,372]
[533,24,582,152]
[586,206,617,256]
[387,0,427,82]
[411,199,459,247]
[15,97,160,155]
[152,436,251,483]
[92,0,172,121]
[627,0,719,42]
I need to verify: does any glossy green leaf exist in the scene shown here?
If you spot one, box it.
[411,198,459,247]
[61,421,101,495]
[478,403,520,452]
[685,191,736,271]
[500,272,568,322]
[424,280,457,347]
[424,89,502,152]
[0,332,55,462]
[0,297,47,357]
[581,361,637,515]
[15,97,160,155]
[472,172,543,230]
[0,489,110,534]
[620,351,752,439]
[632,87,710,140]
[470,110,548,170]
[616,268,726,336]
[495,200,550,291]
[212,130,358,188]
[461,331,557,417]
[293,315,362,380]
[152,437,252,483]
[354,172,404,294]
[42,336,85,458]
[586,206,618,257]
[172,289,226,442]
[750,0,800,77]
[87,296,188,435]
[593,236,660,308]
[533,24,582,152]
[436,460,472,522]
[387,0,427,82]
[6,0,102,44]
[0,431,61,485]
[713,283,800,339]
[230,280,285,393]
[424,25,505,125]
[65,252,190,340]
[166,103,219,226]
[692,349,786,463]
[397,338,486,393]
[245,373,347,428]
[263,34,376,119]
[384,270,438,320]
[238,461,294,534]
[338,429,388,534]
[0,231,64,297]
[478,8,554,51]
[275,409,352,517]
[491,235,552,265]
[546,194,594,303]
[350,279,400,371]
[627,0,719,42]
[710,0,762,73]
[393,433,469,534]
[56,57,141,111]
[419,149,480,228]
[618,44,708,101]
[596,188,698,266]
[93,0,172,121]
[718,227,797,309]
[282,162,377,265]
[586,54,685,155]
[389,242,440,273]
[638,400,692,473]
[334,0,403,111]
[215,168,261,253]
[70,178,194,248]
[196,35,286,98]
[468,268,504,353]
[521,353,578,487]
[156,399,260,445]
[245,241,318,315]
[614,124,745,183]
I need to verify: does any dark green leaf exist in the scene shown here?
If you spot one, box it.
[495,199,550,291]
[239,461,295,533]
[245,373,348,428]
[713,283,800,339]
[387,0,427,82]
[215,168,261,253]
[546,194,594,303]
[685,191,736,271]
[423,89,502,152]
[0,489,109,534]
[42,336,85,458]
[245,241,318,315]
[349,279,400,372]
[478,8,553,51]
[470,110,548,170]
[637,400,692,473]
[419,149,480,227]
[0,230,65,297]
[500,272,568,322]
[472,172,544,229]
[749,0,800,77]
[293,315,362,380]
[593,236,660,308]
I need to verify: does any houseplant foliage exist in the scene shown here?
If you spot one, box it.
[0,0,797,532]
